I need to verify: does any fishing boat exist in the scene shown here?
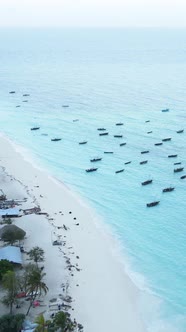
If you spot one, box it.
[62,105,69,108]
[116,122,124,126]
[147,131,153,134]
[174,167,184,173]
[115,169,124,174]
[145,120,150,123]
[86,168,98,173]
[90,157,102,162]
[146,201,160,207]
[141,150,149,154]
[99,132,109,136]
[9,91,15,94]
[73,119,79,122]
[51,138,62,142]
[168,154,177,158]
[162,138,171,142]
[125,161,131,165]
[162,187,175,193]
[154,143,163,146]
[23,94,30,96]
[79,141,87,145]
[31,127,40,131]
[120,142,126,146]
[174,162,181,165]
[176,129,184,133]
[180,175,186,179]
[114,135,123,138]
[161,108,169,112]
[104,151,113,154]
[141,179,153,186]
[22,100,28,102]
[97,128,106,131]
[16,105,21,108]
[140,160,148,165]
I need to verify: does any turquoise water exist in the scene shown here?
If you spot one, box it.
[0,28,186,331]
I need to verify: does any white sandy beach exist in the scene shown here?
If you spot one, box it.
[0,133,146,332]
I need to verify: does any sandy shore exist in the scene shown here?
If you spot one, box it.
[0,133,146,332]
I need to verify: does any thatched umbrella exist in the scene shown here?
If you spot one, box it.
[0,225,26,244]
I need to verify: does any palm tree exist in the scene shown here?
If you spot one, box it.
[28,246,45,265]
[2,271,19,314]
[26,267,48,315]
[34,314,48,332]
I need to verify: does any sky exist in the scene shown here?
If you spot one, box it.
[0,0,186,27]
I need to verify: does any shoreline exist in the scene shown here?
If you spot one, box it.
[0,133,146,332]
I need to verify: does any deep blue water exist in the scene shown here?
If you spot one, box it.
[0,28,186,331]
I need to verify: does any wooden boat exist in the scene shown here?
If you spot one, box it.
[140,160,148,165]
[51,138,62,142]
[120,142,126,146]
[9,91,15,94]
[174,162,181,165]
[162,187,175,193]
[114,135,123,138]
[162,138,171,142]
[73,119,79,122]
[141,150,149,154]
[145,120,150,123]
[22,100,28,102]
[168,154,177,158]
[116,123,124,126]
[86,168,98,173]
[16,105,21,108]
[147,131,153,134]
[31,127,40,131]
[62,105,69,108]
[180,175,186,179]
[125,161,131,165]
[174,167,184,173]
[79,141,87,145]
[161,108,169,112]
[176,129,184,133]
[146,201,160,207]
[90,157,102,162]
[23,94,30,96]
[99,132,109,136]
[115,169,124,174]
[141,179,153,186]
[154,143,163,146]
[104,151,113,154]
[97,128,106,131]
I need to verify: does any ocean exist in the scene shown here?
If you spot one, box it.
[0,28,186,331]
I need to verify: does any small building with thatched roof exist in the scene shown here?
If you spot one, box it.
[0,224,26,245]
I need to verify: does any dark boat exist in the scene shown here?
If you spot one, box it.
[22,100,28,102]
[99,132,109,136]
[168,154,177,158]
[9,91,15,94]
[141,179,153,186]
[161,108,169,112]
[79,141,87,145]
[180,175,186,179]
[141,150,149,154]
[115,169,124,174]
[114,135,123,138]
[51,138,62,142]
[174,167,184,173]
[154,143,163,146]
[176,129,184,133]
[90,157,102,162]
[174,162,181,165]
[140,160,148,165]
[31,127,40,131]
[62,105,69,108]
[145,120,150,123]
[120,142,126,146]
[104,151,113,154]
[125,161,131,165]
[73,119,79,122]
[86,168,98,173]
[97,128,106,131]
[23,94,30,97]
[16,105,21,108]
[146,201,160,207]
[162,138,171,142]
[162,187,175,193]
[147,131,153,134]
[116,123,124,126]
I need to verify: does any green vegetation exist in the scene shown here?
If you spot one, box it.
[0,313,25,332]
[0,259,14,281]
[1,271,19,314]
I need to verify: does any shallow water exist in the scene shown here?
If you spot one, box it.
[0,28,186,331]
